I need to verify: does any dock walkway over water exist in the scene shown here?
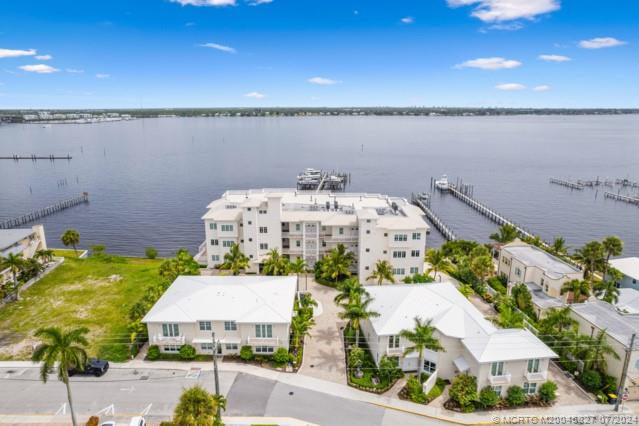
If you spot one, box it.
[410,193,457,241]
[604,192,639,206]
[0,192,89,229]
[0,154,72,161]
[549,178,584,190]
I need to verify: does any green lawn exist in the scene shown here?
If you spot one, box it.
[0,255,163,361]
[51,248,83,258]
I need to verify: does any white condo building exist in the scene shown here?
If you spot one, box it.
[200,189,429,283]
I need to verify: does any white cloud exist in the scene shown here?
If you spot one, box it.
[170,0,236,6]
[185,22,196,27]
[248,0,272,5]
[579,37,627,49]
[66,68,85,73]
[308,76,340,85]
[495,83,526,91]
[35,54,52,60]
[0,48,37,59]
[401,16,415,24]
[538,54,571,62]
[446,0,560,22]
[533,85,551,92]
[19,64,59,74]
[200,43,237,54]
[96,73,110,79]
[455,57,522,70]
[484,22,523,31]
[244,91,265,99]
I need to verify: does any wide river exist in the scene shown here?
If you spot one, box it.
[1,115,638,257]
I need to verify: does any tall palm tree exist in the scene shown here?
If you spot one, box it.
[60,229,81,255]
[489,224,518,244]
[173,385,217,426]
[338,293,379,347]
[31,327,89,426]
[291,313,315,349]
[550,237,567,256]
[586,329,620,372]
[334,277,368,305]
[594,279,621,304]
[1,253,24,300]
[367,259,395,285]
[34,249,55,264]
[602,236,624,278]
[494,304,524,328]
[538,307,577,336]
[288,257,307,290]
[400,317,445,382]
[470,255,493,284]
[425,248,453,281]
[321,243,354,284]
[573,241,604,281]
[220,243,249,275]
[212,394,227,426]
[262,249,290,276]
[560,279,591,303]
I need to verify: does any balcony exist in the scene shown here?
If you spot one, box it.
[247,336,281,346]
[488,373,512,385]
[152,334,185,345]
[386,346,404,356]
[525,370,547,382]
[325,234,358,242]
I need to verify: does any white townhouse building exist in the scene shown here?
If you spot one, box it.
[0,225,47,285]
[142,276,297,356]
[609,257,639,291]
[360,283,557,396]
[199,189,429,283]
[497,240,583,317]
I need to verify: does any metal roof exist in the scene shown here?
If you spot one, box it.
[610,257,639,281]
[570,300,639,349]
[0,229,34,251]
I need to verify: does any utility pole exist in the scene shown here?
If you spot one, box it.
[615,333,636,412]
[211,331,221,419]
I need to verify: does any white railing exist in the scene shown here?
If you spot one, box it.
[525,370,547,382]
[423,370,438,394]
[386,346,404,356]
[152,334,186,345]
[489,373,512,385]
[247,336,280,345]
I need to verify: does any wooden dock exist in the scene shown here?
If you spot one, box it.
[411,193,457,241]
[549,178,584,190]
[0,192,89,229]
[616,178,639,189]
[0,154,72,161]
[604,192,639,206]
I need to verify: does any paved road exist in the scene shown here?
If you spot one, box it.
[0,367,448,425]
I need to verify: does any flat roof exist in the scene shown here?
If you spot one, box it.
[525,282,565,309]
[503,243,581,279]
[616,288,639,315]
[571,300,639,348]
[142,275,297,324]
[0,229,34,251]
[462,329,557,363]
[610,257,639,281]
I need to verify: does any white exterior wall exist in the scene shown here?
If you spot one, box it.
[1,225,47,285]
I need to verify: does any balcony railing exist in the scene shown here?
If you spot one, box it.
[525,370,547,382]
[386,346,404,356]
[325,235,358,242]
[152,334,186,345]
[488,373,512,385]
[247,336,280,345]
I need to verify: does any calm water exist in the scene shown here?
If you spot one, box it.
[1,115,638,257]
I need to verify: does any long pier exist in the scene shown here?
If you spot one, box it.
[0,154,72,161]
[549,178,584,190]
[616,178,639,189]
[0,192,89,229]
[411,193,457,241]
[604,192,639,206]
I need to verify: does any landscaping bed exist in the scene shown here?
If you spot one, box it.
[398,374,447,404]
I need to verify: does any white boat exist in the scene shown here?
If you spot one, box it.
[434,174,449,191]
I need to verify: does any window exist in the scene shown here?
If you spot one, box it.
[491,361,504,376]
[295,223,301,231]
[412,232,421,240]
[255,346,274,353]
[366,230,370,234]
[201,343,214,351]
[225,343,239,351]
[411,250,420,257]
[514,267,522,277]
[388,335,400,349]
[383,250,387,254]
[393,251,406,258]
[209,223,217,230]
[423,360,437,374]
[365,266,369,270]
[255,324,273,338]
[248,238,253,242]
[222,240,234,247]
[339,227,344,235]
[259,226,268,233]
[259,209,267,214]
[259,243,268,250]
[523,382,537,395]
[211,255,219,262]
[224,321,237,331]
[365,248,370,252]
[296,240,301,247]
[527,359,540,373]
[392,268,405,275]
[163,345,180,352]
[410,267,419,274]
[394,234,408,242]
[199,321,211,331]
[540,278,545,287]
[210,239,218,246]
[162,323,180,337]
[221,224,234,232]
[247,220,252,225]
[492,386,502,396]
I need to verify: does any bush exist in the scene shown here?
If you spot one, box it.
[179,344,197,360]
[147,345,161,360]
[90,245,106,256]
[487,276,507,295]
[479,386,500,408]
[240,345,254,361]
[581,369,602,392]
[159,423,175,426]
[86,416,99,426]
[145,247,158,259]
[449,374,478,413]
[272,347,291,365]
[601,374,618,393]
[378,356,402,383]
[506,385,527,407]
[406,375,427,403]
[539,381,558,403]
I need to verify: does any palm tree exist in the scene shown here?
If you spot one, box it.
[288,257,307,290]
[262,249,289,276]
[602,236,624,278]
[173,385,217,426]
[321,243,354,284]
[31,327,89,426]
[367,259,395,285]
[220,243,249,275]
[573,241,604,281]
[338,293,379,347]
[550,237,567,256]
[538,307,577,336]
[60,229,81,255]
[470,255,493,284]
[489,224,518,244]
[586,329,620,372]
[425,248,453,282]
[400,317,444,382]
[212,394,227,426]
[334,277,368,305]
[1,253,24,300]
[458,283,475,299]
[560,279,591,303]
[34,249,55,264]
[594,279,620,304]
[291,313,315,349]
[494,304,524,328]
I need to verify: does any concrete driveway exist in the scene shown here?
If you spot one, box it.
[298,276,347,384]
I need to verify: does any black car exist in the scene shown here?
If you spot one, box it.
[68,358,109,377]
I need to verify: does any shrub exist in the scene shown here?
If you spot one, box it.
[601,374,618,393]
[581,369,602,392]
[449,374,478,412]
[506,385,527,407]
[272,347,291,365]
[147,345,161,360]
[86,416,99,426]
[539,381,558,403]
[348,347,365,371]
[179,344,197,360]
[146,247,158,259]
[378,356,401,383]
[240,345,254,361]
[406,375,427,403]
[90,244,106,256]
[479,386,500,408]
[159,423,175,426]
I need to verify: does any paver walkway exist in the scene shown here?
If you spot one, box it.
[297,276,347,384]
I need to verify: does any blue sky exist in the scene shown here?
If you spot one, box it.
[0,0,637,108]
